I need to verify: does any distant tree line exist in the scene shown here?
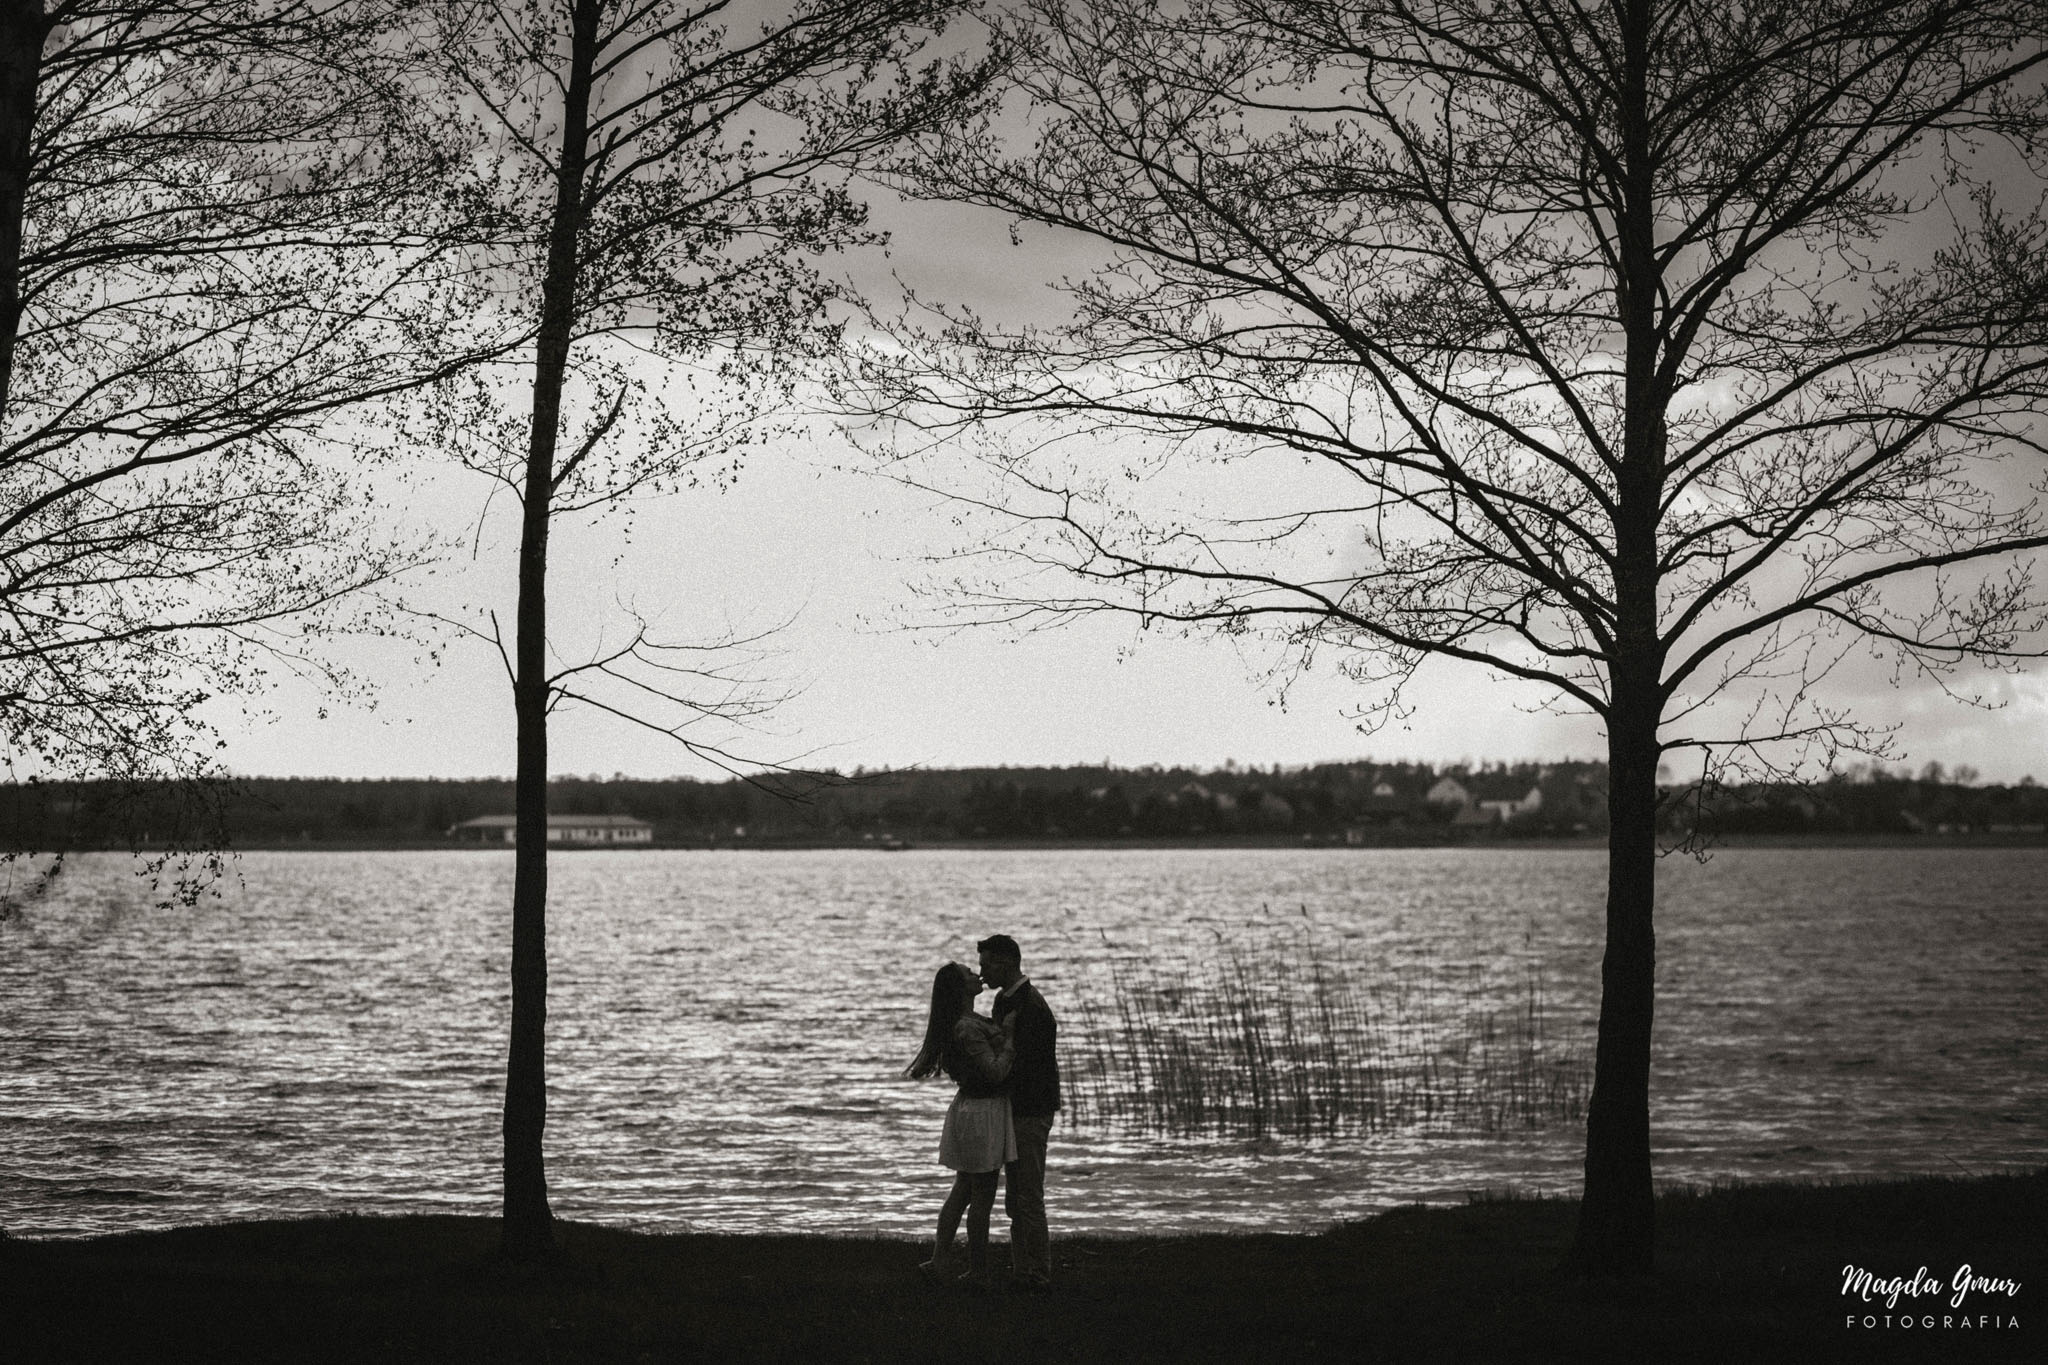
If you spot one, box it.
[4,759,2042,850]
[1676,765,2048,839]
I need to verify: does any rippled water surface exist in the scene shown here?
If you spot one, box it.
[2,846,2042,1238]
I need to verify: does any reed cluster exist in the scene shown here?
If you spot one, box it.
[1063,939,1589,1139]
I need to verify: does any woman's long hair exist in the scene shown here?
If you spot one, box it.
[905,963,976,1079]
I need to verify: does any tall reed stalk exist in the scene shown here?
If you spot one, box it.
[1063,938,1589,1139]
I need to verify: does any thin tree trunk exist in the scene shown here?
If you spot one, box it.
[1568,684,1660,1275]
[0,0,47,414]
[501,0,599,1263]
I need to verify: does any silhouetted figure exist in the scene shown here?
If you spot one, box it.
[905,961,1016,1287]
[979,933,1060,1292]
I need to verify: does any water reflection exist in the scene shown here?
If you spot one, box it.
[2,846,2043,1238]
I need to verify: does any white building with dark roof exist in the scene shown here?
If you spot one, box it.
[449,814,654,845]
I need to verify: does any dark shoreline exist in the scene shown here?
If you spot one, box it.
[6,1170,2039,1362]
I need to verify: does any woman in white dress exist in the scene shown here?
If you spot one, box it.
[904,961,1016,1286]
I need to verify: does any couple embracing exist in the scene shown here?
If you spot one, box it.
[904,933,1059,1293]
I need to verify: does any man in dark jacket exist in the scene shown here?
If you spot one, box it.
[978,932,1059,1292]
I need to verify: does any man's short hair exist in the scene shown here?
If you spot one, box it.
[976,933,1022,965]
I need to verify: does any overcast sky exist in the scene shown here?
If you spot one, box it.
[215,400,2048,787]
[205,152,2048,787]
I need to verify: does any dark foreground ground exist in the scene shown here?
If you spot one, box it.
[4,1172,2040,1363]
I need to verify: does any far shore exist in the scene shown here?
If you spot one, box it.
[6,1171,2039,1362]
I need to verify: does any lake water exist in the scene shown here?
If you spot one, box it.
[2,846,2043,1239]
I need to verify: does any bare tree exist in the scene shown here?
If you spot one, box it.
[0,1,497,1249]
[0,0,473,873]
[864,0,2048,1273]
[420,0,988,1258]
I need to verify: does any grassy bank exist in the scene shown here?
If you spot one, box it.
[4,1172,2039,1363]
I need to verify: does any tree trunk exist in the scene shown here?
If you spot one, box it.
[502,451,556,1262]
[501,0,599,1264]
[0,0,47,414]
[1567,683,1660,1275]
[1568,0,1662,1274]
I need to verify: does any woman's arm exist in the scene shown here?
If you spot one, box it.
[952,1017,1015,1085]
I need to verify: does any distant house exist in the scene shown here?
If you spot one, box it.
[1476,784,1544,822]
[449,814,654,846]
[1254,791,1295,826]
[1173,780,1250,811]
[1435,769,1549,827]
[1347,769,1422,830]
[1425,776,1472,808]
